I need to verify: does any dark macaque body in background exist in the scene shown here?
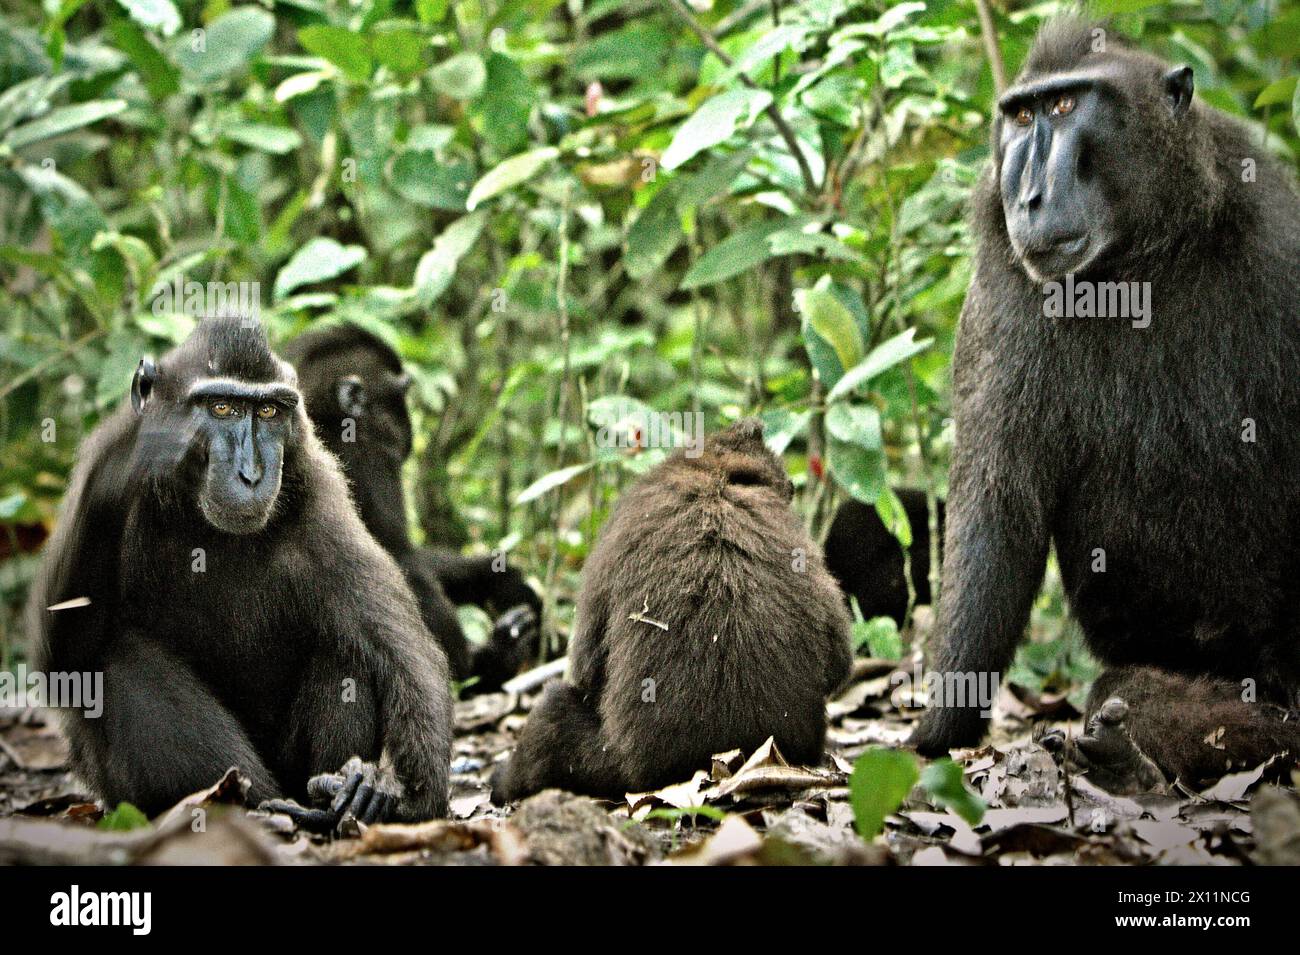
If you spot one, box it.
[283,323,541,691]
[29,317,452,824]
[909,19,1300,784]
[823,489,944,626]
[491,420,852,802]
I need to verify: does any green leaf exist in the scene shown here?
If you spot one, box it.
[390,151,473,210]
[826,403,884,503]
[826,328,933,402]
[768,229,857,261]
[472,53,535,155]
[98,329,149,407]
[413,211,487,306]
[134,310,196,343]
[625,182,684,280]
[224,122,303,155]
[90,231,157,298]
[572,23,671,82]
[832,2,926,40]
[674,147,754,212]
[177,8,275,84]
[109,19,179,99]
[661,87,773,171]
[4,100,126,149]
[371,27,426,77]
[298,25,371,83]
[920,758,986,826]
[796,276,864,374]
[275,70,331,102]
[758,408,810,456]
[875,486,913,549]
[717,24,811,84]
[113,0,180,36]
[430,53,486,100]
[680,217,791,289]
[465,146,559,210]
[98,802,151,831]
[0,75,75,135]
[416,0,448,23]
[1253,76,1298,109]
[1091,0,1165,13]
[516,462,594,505]
[273,237,367,300]
[853,615,903,658]
[849,748,918,839]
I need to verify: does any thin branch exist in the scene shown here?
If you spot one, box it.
[657,0,818,196]
[0,330,106,402]
[540,185,575,659]
[975,0,1008,96]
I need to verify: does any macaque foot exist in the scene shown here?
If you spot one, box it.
[260,756,399,833]
[1040,698,1167,795]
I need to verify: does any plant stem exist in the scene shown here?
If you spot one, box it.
[656,0,817,196]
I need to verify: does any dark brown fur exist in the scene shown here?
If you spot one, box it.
[491,419,852,801]
[1086,667,1300,787]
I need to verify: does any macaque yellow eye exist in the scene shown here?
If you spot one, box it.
[256,404,278,420]
[210,401,234,418]
[1014,106,1034,126]
[1051,94,1076,116]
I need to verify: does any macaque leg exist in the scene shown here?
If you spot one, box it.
[490,681,624,804]
[75,634,279,815]
[278,652,383,790]
[1087,665,1300,786]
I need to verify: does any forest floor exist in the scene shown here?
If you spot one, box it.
[1,654,1297,866]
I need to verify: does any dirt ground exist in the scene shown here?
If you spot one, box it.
[2,654,1298,866]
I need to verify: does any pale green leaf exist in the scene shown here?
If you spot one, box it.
[796,276,864,373]
[430,53,486,100]
[224,122,303,154]
[465,147,559,210]
[113,0,180,36]
[661,87,773,171]
[273,237,366,300]
[177,8,275,84]
[826,328,933,402]
[515,462,594,505]
[4,100,126,149]
[413,212,487,306]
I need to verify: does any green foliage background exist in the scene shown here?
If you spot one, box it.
[1,0,1296,678]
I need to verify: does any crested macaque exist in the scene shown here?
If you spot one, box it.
[910,18,1300,785]
[282,323,541,691]
[823,490,944,626]
[29,317,452,827]
[491,419,853,802]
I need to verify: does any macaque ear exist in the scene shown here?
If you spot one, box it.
[394,372,413,395]
[1163,65,1193,117]
[335,375,367,418]
[130,358,156,415]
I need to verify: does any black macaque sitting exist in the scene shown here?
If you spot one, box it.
[283,323,542,692]
[29,317,452,828]
[908,20,1300,781]
[823,489,944,626]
